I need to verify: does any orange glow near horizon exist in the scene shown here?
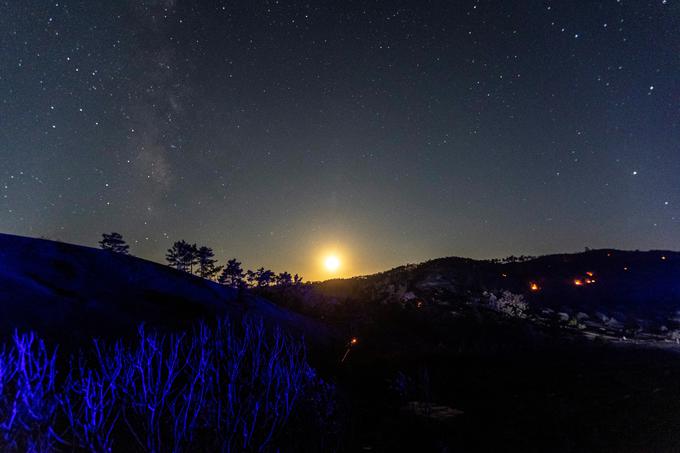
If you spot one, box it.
[313,247,348,280]
[529,282,540,292]
[324,255,340,272]
[574,279,584,286]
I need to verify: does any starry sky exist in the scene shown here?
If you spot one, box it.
[1,0,679,280]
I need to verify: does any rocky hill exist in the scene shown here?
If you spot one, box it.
[315,249,680,314]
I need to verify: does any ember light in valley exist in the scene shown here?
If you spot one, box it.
[341,337,359,363]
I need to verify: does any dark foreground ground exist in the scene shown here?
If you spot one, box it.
[336,341,680,452]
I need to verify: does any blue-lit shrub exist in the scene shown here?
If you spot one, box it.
[0,332,60,452]
[0,318,334,452]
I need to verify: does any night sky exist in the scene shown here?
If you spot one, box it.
[1,1,679,280]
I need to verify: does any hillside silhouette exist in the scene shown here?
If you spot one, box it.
[0,233,325,343]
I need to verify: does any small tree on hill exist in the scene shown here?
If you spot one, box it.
[245,268,275,288]
[196,246,222,280]
[166,240,198,273]
[166,241,183,270]
[276,272,293,287]
[219,259,245,288]
[182,243,199,273]
[245,269,257,288]
[255,268,275,288]
[293,274,304,286]
[99,232,130,254]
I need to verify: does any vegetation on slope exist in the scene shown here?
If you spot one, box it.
[0,318,337,452]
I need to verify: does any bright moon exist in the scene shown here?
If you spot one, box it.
[324,255,341,272]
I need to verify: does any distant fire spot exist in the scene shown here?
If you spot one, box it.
[529,282,540,292]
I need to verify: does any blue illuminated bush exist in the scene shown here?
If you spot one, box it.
[0,332,60,452]
[0,318,335,452]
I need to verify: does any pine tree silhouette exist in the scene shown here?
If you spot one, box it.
[218,259,245,288]
[255,267,275,287]
[197,246,222,280]
[99,232,130,254]
[245,269,258,288]
[276,271,293,287]
[166,240,198,273]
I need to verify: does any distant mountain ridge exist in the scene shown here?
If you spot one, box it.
[313,248,680,319]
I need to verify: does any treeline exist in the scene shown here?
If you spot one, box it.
[487,255,537,264]
[98,232,303,289]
